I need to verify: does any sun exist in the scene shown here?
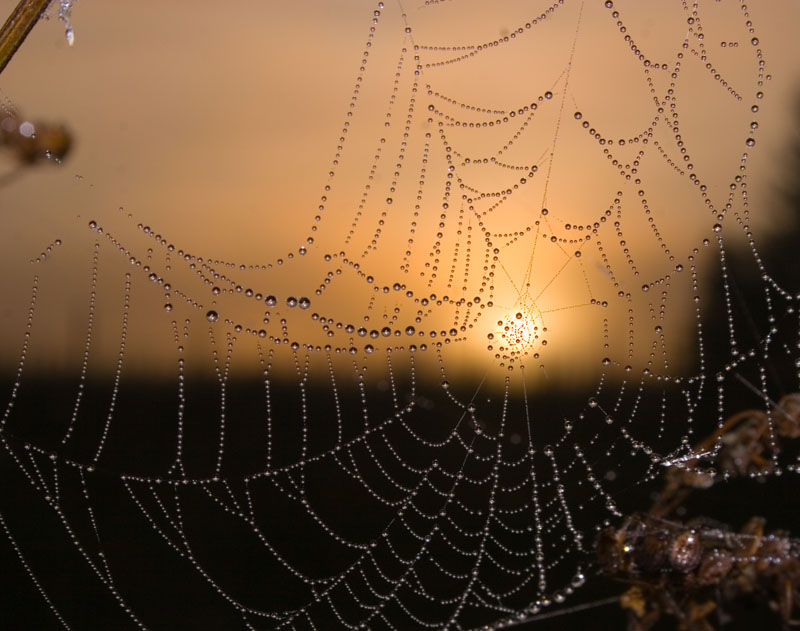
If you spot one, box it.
[487,296,546,366]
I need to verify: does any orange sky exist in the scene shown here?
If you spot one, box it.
[0,0,799,386]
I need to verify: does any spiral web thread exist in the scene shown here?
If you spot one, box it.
[1,1,798,629]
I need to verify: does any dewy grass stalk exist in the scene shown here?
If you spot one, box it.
[0,0,52,76]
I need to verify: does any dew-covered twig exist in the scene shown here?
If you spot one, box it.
[0,0,52,76]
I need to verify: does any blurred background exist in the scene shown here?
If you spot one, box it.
[0,0,798,385]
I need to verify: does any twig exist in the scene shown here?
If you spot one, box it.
[0,0,52,76]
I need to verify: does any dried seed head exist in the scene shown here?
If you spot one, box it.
[670,531,702,572]
[696,549,733,585]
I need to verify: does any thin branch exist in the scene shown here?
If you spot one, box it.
[0,0,52,76]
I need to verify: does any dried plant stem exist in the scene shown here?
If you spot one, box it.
[0,0,52,76]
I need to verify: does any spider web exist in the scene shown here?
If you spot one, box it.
[1,1,798,629]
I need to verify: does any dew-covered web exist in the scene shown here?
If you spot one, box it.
[1,1,798,629]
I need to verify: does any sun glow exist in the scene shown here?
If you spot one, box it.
[487,296,546,366]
